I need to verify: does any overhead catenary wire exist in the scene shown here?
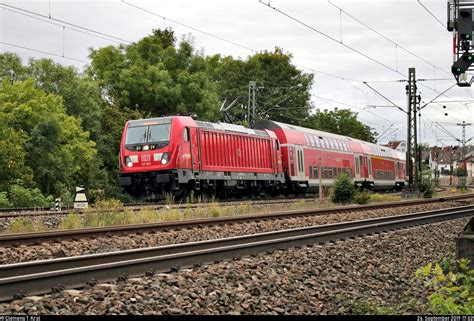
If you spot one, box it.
[120,0,378,85]
[363,82,407,114]
[119,0,407,120]
[259,1,402,76]
[312,94,403,127]
[417,0,447,30]
[259,1,467,109]
[0,41,87,64]
[121,0,256,53]
[0,6,125,45]
[328,0,451,75]
[0,2,132,44]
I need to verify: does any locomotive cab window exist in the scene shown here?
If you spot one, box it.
[125,123,171,150]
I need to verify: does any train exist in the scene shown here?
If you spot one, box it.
[118,116,406,199]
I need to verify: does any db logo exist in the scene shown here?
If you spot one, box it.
[141,155,150,162]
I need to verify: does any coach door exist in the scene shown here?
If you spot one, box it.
[367,157,373,179]
[295,145,306,181]
[359,155,367,179]
[394,161,399,179]
[355,154,362,180]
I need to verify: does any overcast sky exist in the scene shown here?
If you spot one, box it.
[1,0,473,146]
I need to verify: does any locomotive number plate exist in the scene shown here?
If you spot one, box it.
[141,154,151,165]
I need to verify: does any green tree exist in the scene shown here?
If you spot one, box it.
[0,54,103,140]
[0,78,97,196]
[305,108,376,142]
[0,52,25,83]
[0,120,33,192]
[88,28,220,120]
[209,47,314,125]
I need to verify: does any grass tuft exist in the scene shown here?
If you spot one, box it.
[8,217,46,233]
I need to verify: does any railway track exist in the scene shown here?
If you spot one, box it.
[0,204,472,302]
[1,193,473,247]
[0,196,321,219]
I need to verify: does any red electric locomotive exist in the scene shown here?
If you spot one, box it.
[118,116,284,198]
[119,116,406,198]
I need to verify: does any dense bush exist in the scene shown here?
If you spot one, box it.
[416,258,473,314]
[8,184,53,207]
[331,173,356,204]
[354,191,370,204]
[0,192,11,207]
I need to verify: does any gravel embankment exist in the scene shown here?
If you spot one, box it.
[1,201,471,264]
[0,217,468,315]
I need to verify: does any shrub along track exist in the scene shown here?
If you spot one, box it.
[0,204,472,303]
[1,194,473,265]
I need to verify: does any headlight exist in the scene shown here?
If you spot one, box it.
[143,145,149,151]
[125,156,133,168]
[161,152,169,165]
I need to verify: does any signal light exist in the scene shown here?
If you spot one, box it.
[452,52,474,75]
[458,9,473,41]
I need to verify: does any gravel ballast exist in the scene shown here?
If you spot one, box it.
[1,201,471,264]
[0,217,469,315]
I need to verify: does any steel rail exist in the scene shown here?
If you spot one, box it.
[1,194,473,247]
[0,197,320,217]
[0,205,472,302]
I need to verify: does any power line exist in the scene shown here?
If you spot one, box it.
[419,83,457,110]
[0,2,132,44]
[0,6,123,44]
[0,41,87,63]
[121,0,256,53]
[312,94,402,126]
[417,0,446,30]
[120,0,377,85]
[260,1,465,105]
[259,1,402,75]
[328,0,451,75]
[119,0,405,118]
[363,82,407,113]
